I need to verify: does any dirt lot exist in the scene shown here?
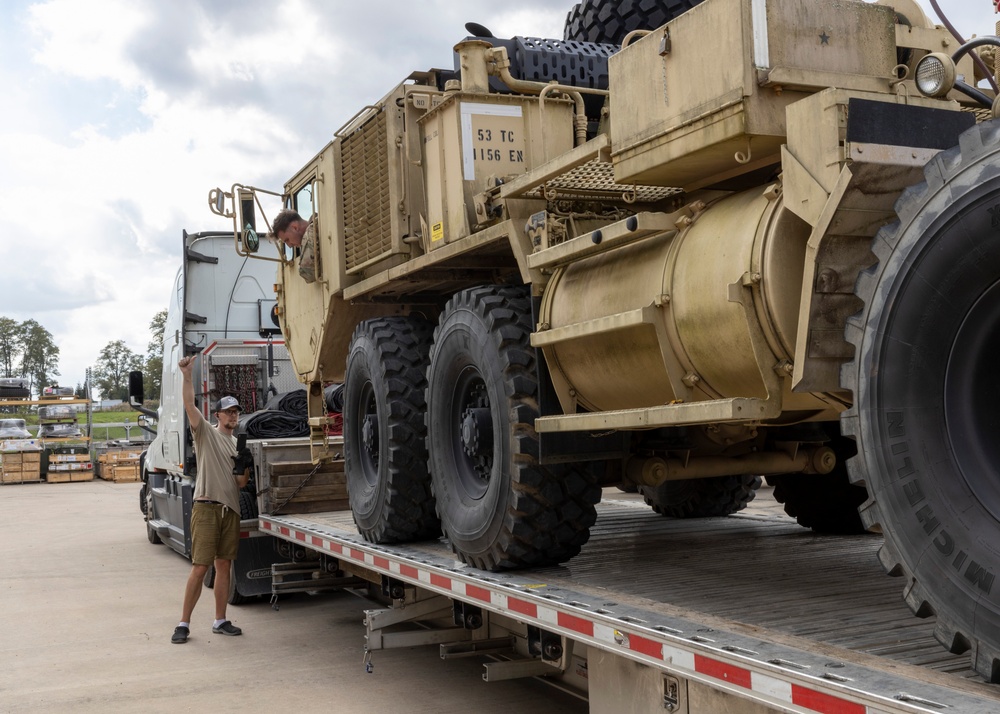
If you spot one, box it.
[0,480,586,713]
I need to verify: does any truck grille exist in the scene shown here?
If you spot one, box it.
[341,110,392,273]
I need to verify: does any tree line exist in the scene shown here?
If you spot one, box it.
[0,310,166,401]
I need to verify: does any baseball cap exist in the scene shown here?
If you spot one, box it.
[215,396,242,412]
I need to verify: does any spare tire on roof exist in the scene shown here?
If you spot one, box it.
[564,0,705,45]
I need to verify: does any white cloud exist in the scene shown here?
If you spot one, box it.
[27,0,148,85]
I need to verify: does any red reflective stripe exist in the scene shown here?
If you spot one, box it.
[350,548,365,561]
[294,530,305,541]
[279,526,290,536]
[239,530,251,539]
[629,633,663,659]
[311,536,323,547]
[508,598,537,617]
[694,655,752,689]
[430,573,451,590]
[373,556,389,570]
[399,564,418,579]
[329,542,343,554]
[466,585,491,603]
[431,573,451,590]
[558,612,593,636]
[792,686,867,714]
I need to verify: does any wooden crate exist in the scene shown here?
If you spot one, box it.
[267,461,348,515]
[48,463,94,471]
[2,467,42,484]
[46,450,94,482]
[98,449,142,463]
[251,438,349,516]
[47,470,94,484]
[0,452,43,484]
[96,449,142,480]
[101,464,140,483]
[49,453,91,463]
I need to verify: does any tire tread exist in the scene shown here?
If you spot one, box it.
[428,286,600,571]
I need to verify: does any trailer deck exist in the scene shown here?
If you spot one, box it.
[260,487,1000,713]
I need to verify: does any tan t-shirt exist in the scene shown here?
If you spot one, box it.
[191,419,241,513]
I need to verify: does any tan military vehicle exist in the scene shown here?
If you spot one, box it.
[211,0,1000,681]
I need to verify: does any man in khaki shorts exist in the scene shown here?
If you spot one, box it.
[172,355,251,644]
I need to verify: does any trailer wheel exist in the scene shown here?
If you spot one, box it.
[426,286,601,571]
[345,316,439,543]
[639,475,760,518]
[842,121,1000,682]
[564,0,704,45]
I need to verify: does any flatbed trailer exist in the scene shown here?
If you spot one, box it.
[258,490,1000,714]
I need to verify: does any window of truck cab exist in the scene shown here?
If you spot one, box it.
[283,181,314,261]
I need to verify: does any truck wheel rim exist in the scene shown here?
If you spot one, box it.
[451,366,493,499]
[356,383,379,486]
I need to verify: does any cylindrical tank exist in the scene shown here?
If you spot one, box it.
[538,184,830,416]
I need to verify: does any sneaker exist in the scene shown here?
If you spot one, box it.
[171,625,189,644]
[212,620,242,636]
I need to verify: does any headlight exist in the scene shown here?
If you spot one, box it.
[914,52,957,98]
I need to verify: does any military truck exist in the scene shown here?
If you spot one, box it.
[210,0,1000,681]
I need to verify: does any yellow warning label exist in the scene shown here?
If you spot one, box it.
[431,221,444,242]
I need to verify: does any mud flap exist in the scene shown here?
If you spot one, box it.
[233,535,278,598]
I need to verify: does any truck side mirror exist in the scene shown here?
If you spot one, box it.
[208,187,229,217]
[237,188,259,253]
[128,370,145,406]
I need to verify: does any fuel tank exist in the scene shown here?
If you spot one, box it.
[537,185,833,417]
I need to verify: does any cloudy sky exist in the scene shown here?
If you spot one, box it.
[0,0,995,391]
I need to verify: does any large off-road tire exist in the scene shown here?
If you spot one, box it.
[426,286,601,571]
[767,471,867,534]
[842,121,1000,681]
[564,0,704,45]
[767,427,868,534]
[639,475,760,518]
[345,316,439,543]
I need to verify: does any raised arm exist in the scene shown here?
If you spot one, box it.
[178,356,204,432]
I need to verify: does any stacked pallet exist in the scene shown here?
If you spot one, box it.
[47,450,94,483]
[0,450,42,484]
[97,449,142,482]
